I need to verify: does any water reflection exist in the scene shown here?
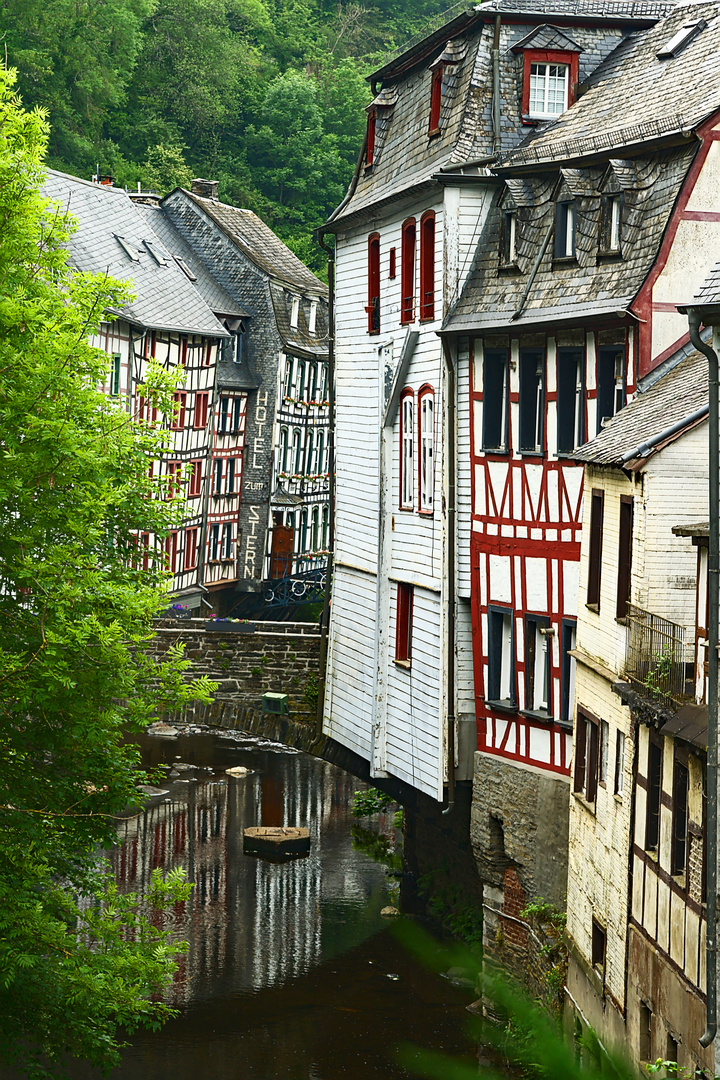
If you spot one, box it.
[61,732,476,1079]
[116,734,389,1004]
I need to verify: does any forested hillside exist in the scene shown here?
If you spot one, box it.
[3,0,448,272]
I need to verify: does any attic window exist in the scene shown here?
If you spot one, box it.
[429,66,443,135]
[366,109,376,168]
[144,241,168,266]
[520,50,578,120]
[290,296,300,329]
[554,200,576,260]
[657,20,706,59]
[308,301,317,335]
[115,235,140,262]
[174,255,197,281]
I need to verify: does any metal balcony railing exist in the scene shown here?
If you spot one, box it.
[624,603,694,709]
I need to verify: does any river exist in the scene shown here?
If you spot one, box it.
[67,730,477,1080]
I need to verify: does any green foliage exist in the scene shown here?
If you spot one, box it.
[304,671,319,712]
[0,71,215,1077]
[521,898,567,928]
[2,0,449,259]
[351,786,394,817]
[644,646,674,697]
[393,923,637,1080]
[350,823,402,872]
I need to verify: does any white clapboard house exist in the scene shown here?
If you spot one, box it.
[321,0,670,802]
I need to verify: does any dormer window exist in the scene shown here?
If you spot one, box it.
[599,193,623,254]
[429,66,443,135]
[500,210,518,266]
[115,235,140,262]
[366,109,376,168]
[529,62,569,118]
[308,300,317,334]
[290,296,300,329]
[554,201,576,260]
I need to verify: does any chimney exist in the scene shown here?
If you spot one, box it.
[191,178,219,200]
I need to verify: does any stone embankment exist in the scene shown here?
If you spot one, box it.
[147,619,322,747]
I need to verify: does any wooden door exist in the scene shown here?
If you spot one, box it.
[270,524,294,578]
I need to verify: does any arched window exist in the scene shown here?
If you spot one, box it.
[292,428,302,474]
[400,389,414,510]
[420,211,435,321]
[419,385,434,513]
[401,218,416,324]
[367,234,380,333]
[366,109,376,168]
[280,427,290,473]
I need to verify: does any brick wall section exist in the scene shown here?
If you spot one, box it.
[148,618,321,722]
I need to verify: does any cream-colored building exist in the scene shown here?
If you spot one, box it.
[567,346,711,1075]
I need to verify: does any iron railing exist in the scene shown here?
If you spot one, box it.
[264,565,328,608]
[624,603,694,708]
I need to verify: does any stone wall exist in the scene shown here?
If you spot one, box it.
[149,618,321,723]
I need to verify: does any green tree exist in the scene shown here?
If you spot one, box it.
[0,71,214,1077]
[142,142,194,194]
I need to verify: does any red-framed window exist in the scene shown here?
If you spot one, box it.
[204,340,213,366]
[194,391,209,429]
[401,218,416,324]
[395,582,413,664]
[171,391,187,430]
[389,247,396,279]
[184,527,198,571]
[145,331,157,359]
[139,531,150,572]
[179,336,188,366]
[187,459,202,498]
[418,385,434,513]
[521,50,578,119]
[399,389,414,510]
[137,395,157,426]
[166,461,181,499]
[366,109,376,167]
[165,531,178,574]
[419,210,435,321]
[367,233,380,334]
[429,65,443,134]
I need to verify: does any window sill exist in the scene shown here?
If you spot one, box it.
[519,449,545,459]
[419,315,436,323]
[585,603,600,614]
[596,250,622,263]
[418,509,434,517]
[427,127,441,139]
[368,330,380,337]
[498,262,521,274]
[364,163,375,176]
[572,791,596,815]
[520,708,553,724]
[394,658,411,670]
[555,450,584,460]
[482,447,511,457]
[398,505,414,513]
[486,699,517,715]
[552,256,577,268]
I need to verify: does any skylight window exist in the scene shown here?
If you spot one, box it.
[114,235,140,262]
[173,255,197,281]
[144,241,168,266]
[657,19,706,59]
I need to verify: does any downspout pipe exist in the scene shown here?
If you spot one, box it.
[688,307,718,1050]
[442,339,457,815]
[315,229,335,739]
[492,14,502,157]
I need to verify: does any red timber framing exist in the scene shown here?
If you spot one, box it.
[466,331,639,777]
[632,111,720,379]
[519,50,579,119]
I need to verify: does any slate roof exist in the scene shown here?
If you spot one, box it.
[134,202,248,319]
[43,171,228,337]
[443,144,696,333]
[691,259,720,307]
[573,348,708,466]
[182,192,328,299]
[329,1,667,227]
[498,2,720,168]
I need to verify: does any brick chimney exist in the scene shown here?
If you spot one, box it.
[191,178,219,200]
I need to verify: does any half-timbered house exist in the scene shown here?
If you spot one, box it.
[321,0,673,803]
[567,349,710,1071]
[440,1,720,930]
[44,169,232,610]
[153,182,330,612]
